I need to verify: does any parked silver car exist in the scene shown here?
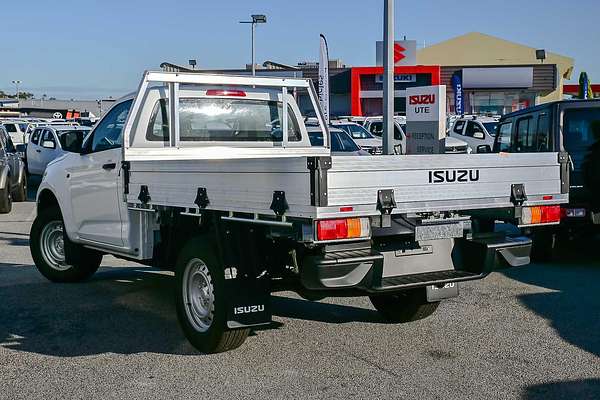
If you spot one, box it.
[307,126,369,156]
[26,125,91,175]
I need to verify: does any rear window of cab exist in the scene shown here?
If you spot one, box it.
[146,98,301,143]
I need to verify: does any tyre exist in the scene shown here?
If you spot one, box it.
[12,174,27,202]
[175,236,249,353]
[0,187,12,214]
[30,207,102,282]
[370,288,439,323]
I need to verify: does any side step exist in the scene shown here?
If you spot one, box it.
[370,270,485,293]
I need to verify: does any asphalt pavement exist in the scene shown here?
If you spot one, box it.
[0,183,598,399]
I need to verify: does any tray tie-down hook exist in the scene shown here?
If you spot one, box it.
[270,191,289,217]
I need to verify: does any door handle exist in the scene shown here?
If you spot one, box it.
[35,149,41,153]
[102,163,117,170]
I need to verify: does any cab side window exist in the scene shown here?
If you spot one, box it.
[453,120,465,134]
[369,122,383,136]
[535,113,551,151]
[515,117,535,152]
[4,135,16,153]
[88,100,133,152]
[465,121,485,138]
[495,122,513,152]
[31,129,42,145]
[42,130,56,147]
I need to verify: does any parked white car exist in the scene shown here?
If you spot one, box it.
[331,121,383,154]
[448,116,499,153]
[26,125,91,175]
[1,120,29,145]
[362,117,406,154]
[363,116,470,154]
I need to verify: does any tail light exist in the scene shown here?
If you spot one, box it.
[521,205,561,225]
[205,89,246,97]
[316,218,371,241]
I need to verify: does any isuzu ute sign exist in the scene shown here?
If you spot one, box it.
[406,85,447,154]
[409,94,436,105]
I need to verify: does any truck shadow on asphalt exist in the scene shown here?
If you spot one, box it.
[0,263,381,357]
[501,238,600,358]
[523,378,600,400]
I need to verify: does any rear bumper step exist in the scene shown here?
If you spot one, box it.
[371,270,484,293]
[301,234,532,293]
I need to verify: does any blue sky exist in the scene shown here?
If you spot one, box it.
[1,0,598,99]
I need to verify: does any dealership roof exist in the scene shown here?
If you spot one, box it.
[417,32,574,80]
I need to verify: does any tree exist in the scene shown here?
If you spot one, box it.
[18,92,34,100]
[0,90,34,100]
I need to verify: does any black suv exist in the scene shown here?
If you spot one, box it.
[493,99,600,258]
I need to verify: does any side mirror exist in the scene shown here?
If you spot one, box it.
[42,140,56,149]
[473,132,485,140]
[477,144,492,153]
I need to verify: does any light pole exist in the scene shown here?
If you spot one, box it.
[11,80,22,100]
[382,0,394,155]
[240,14,267,76]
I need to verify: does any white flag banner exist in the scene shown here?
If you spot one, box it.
[318,34,330,124]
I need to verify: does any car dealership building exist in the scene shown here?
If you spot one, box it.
[301,32,574,116]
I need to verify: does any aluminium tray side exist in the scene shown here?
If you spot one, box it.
[317,153,566,217]
[125,157,317,218]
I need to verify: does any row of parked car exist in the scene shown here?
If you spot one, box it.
[322,114,498,156]
[0,117,95,213]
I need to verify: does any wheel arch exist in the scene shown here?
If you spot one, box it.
[37,188,61,215]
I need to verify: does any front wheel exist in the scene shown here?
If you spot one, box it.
[370,288,439,323]
[175,236,249,353]
[30,207,102,282]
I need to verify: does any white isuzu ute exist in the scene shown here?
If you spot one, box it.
[30,72,569,353]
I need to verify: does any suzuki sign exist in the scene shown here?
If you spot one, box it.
[376,40,417,66]
[406,85,447,154]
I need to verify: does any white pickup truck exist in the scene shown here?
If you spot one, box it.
[30,72,569,353]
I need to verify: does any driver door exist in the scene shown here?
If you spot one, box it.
[67,100,132,247]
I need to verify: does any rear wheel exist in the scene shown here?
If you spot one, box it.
[370,288,439,323]
[175,236,249,353]
[12,175,27,202]
[30,207,102,282]
[0,187,12,214]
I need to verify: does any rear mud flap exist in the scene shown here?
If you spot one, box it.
[225,275,272,329]
[456,234,532,273]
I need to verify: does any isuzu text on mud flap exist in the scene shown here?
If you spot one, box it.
[30,71,569,353]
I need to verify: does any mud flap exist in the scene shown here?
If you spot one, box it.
[457,234,532,273]
[225,273,272,329]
